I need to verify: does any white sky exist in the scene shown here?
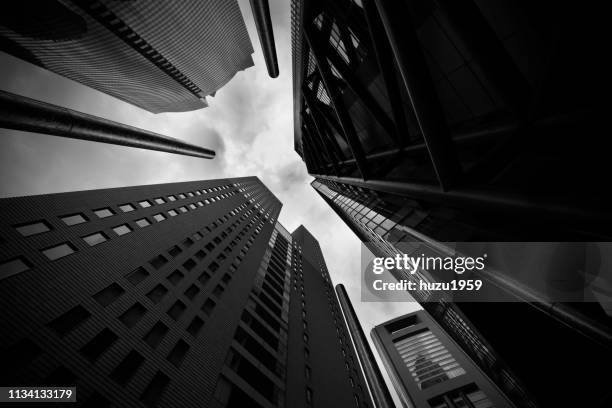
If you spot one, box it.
[0,1,420,405]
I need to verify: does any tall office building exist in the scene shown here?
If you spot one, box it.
[0,0,254,113]
[292,0,612,407]
[0,177,370,408]
[372,311,513,408]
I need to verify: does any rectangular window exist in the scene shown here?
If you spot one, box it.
[166,340,189,368]
[111,350,144,385]
[82,232,108,247]
[179,206,188,213]
[149,254,168,270]
[42,242,76,261]
[201,298,216,315]
[183,259,196,271]
[184,284,199,300]
[182,238,194,248]
[167,195,177,201]
[168,209,178,217]
[178,194,186,199]
[188,204,196,210]
[153,213,166,222]
[61,213,88,226]
[154,198,165,205]
[146,284,169,304]
[198,271,211,285]
[94,208,114,218]
[195,250,206,260]
[119,303,147,328]
[80,328,118,361]
[167,269,184,286]
[143,322,169,349]
[125,266,149,285]
[48,305,91,336]
[168,245,182,257]
[113,224,132,236]
[135,218,151,228]
[15,220,51,236]
[140,372,170,407]
[187,192,194,197]
[139,200,152,208]
[119,204,135,212]
[167,301,187,321]
[0,256,32,281]
[93,283,125,307]
[186,316,204,337]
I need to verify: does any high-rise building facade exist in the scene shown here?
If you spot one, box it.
[372,311,513,408]
[0,0,254,113]
[0,177,370,408]
[292,1,612,407]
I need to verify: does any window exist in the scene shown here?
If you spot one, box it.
[212,285,224,297]
[198,271,211,285]
[42,242,76,260]
[61,213,87,226]
[135,218,151,228]
[113,224,132,236]
[94,208,114,218]
[306,388,313,404]
[93,283,125,307]
[0,257,32,281]
[195,250,206,260]
[153,213,166,222]
[146,284,168,304]
[187,192,194,197]
[305,366,311,381]
[183,259,196,271]
[168,245,182,257]
[167,301,187,320]
[167,270,184,286]
[182,238,194,248]
[111,350,144,385]
[149,254,168,270]
[201,298,216,315]
[179,206,188,213]
[154,197,165,205]
[139,200,152,208]
[82,232,108,247]
[186,316,204,337]
[15,220,52,236]
[119,303,147,328]
[140,371,170,406]
[188,204,196,210]
[125,267,149,285]
[80,328,118,361]
[143,322,169,349]
[168,209,178,217]
[184,284,199,300]
[166,340,189,367]
[48,305,91,336]
[167,195,177,201]
[178,194,186,199]
[119,204,135,212]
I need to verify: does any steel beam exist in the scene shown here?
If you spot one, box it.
[249,0,279,78]
[0,90,215,159]
[304,24,369,179]
[373,0,461,190]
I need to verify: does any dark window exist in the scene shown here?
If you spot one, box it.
[183,259,196,271]
[82,232,108,247]
[140,371,170,407]
[135,218,151,228]
[166,340,189,367]
[15,220,51,236]
[48,305,91,336]
[212,285,224,297]
[119,303,147,328]
[167,301,187,321]
[61,213,88,226]
[94,208,114,218]
[111,351,144,385]
[112,224,132,236]
[208,262,219,272]
[205,242,215,251]
[168,245,182,257]
[42,242,76,260]
[166,269,184,286]
[93,283,125,307]
[143,322,169,349]
[146,284,168,304]
[186,316,204,337]
[195,250,206,260]
[201,299,216,315]
[119,204,135,213]
[182,238,194,248]
[0,256,32,280]
[198,271,211,285]
[149,254,168,270]
[184,284,199,300]
[80,328,118,361]
[221,273,231,284]
[125,267,149,285]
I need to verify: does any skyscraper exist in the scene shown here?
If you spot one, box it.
[0,177,370,407]
[372,311,512,408]
[0,0,254,113]
[292,0,612,407]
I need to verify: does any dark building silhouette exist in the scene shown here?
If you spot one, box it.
[291,0,612,407]
[0,0,254,113]
[372,311,513,408]
[0,177,370,408]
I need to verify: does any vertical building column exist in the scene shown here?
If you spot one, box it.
[373,0,462,190]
